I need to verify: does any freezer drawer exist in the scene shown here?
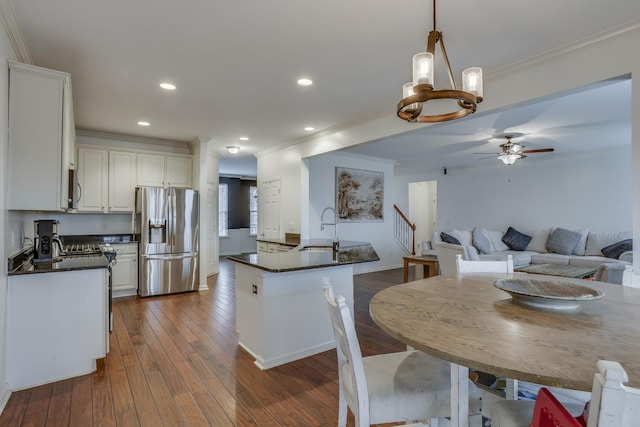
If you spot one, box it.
[139,253,198,297]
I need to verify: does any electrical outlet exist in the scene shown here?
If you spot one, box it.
[10,231,15,248]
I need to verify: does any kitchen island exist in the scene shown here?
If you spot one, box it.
[228,240,378,369]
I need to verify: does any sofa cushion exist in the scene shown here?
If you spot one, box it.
[585,231,632,256]
[487,230,509,253]
[501,227,532,251]
[451,228,473,247]
[571,229,590,256]
[480,251,534,268]
[526,228,551,253]
[440,232,460,245]
[530,253,571,265]
[546,228,582,255]
[601,239,633,259]
[472,227,493,254]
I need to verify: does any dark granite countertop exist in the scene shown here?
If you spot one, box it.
[228,240,379,273]
[7,233,134,276]
[8,248,108,276]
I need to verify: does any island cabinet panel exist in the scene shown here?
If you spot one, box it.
[7,269,108,390]
[234,263,354,370]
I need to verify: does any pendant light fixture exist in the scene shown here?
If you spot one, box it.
[397,0,483,123]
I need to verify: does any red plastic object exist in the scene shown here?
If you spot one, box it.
[530,388,582,427]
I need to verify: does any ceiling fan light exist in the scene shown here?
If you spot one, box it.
[412,52,434,87]
[499,154,520,165]
[462,67,483,100]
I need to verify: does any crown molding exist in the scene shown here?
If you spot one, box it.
[76,128,190,149]
[489,19,640,80]
[0,0,31,63]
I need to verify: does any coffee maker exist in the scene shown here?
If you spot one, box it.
[34,220,64,261]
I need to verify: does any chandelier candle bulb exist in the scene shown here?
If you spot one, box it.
[462,67,483,100]
[412,52,433,86]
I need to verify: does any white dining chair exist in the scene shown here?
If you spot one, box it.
[323,280,482,427]
[491,360,640,427]
[455,254,514,274]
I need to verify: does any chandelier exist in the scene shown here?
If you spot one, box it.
[397,0,483,123]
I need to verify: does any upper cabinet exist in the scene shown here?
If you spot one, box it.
[7,61,76,211]
[137,153,192,188]
[76,147,137,213]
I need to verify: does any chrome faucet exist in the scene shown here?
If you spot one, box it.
[320,207,339,250]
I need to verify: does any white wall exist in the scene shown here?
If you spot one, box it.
[409,180,437,251]
[307,153,400,273]
[0,14,18,410]
[219,229,257,255]
[395,146,632,235]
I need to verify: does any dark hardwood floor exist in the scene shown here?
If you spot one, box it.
[0,258,410,426]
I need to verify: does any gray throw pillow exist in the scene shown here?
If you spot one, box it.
[501,226,532,251]
[546,228,582,255]
[601,239,633,259]
[472,227,493,254]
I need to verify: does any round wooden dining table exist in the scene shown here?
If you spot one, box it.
[369,273,640,427]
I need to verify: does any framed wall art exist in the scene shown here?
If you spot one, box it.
[335,167,384,222]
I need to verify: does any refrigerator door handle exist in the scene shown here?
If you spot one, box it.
[142,253,198,261]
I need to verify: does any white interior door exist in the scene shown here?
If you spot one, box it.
[261,178,281,239]
[409,180,438,249]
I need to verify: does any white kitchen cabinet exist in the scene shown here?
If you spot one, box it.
[111,243,138,292]
[77,147,108,212]
[165,156,192,187]
[7,60,76,211]
[108,151,137,212]
[137,153,192,188]
[76,147,136,213]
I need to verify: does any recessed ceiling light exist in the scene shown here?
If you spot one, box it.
[137,121,150,126]
[304,127,315,131]
[226,146,240,154]
[160,82,176,90]
[297,78,313,86]
[239,136,249,141]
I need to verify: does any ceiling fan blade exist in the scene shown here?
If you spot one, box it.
[473,152,499,155]
[478,155,496,160]
[522,148,554,154]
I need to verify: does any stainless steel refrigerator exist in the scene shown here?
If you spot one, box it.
[136,187,199,297]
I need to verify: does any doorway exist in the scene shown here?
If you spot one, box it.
[408,180,437,253]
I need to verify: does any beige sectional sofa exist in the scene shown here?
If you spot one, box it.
[429,227,632,269]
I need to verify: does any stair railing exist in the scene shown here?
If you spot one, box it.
[393,204,416,255]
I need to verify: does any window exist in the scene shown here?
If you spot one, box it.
[218,183,228,237]
[249,185,258,235]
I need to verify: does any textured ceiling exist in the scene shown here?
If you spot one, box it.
[8,0,640,176]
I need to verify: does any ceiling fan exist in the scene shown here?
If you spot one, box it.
[475,135,554,165]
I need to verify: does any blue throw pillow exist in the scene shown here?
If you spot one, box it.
[601,239,633,259]
[440,232,461,245]
[501,227,532,251]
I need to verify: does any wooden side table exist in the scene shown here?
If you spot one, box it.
[402,255,439,283]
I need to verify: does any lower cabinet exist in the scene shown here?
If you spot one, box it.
[7,269,108,390]
[111,243,138,294]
